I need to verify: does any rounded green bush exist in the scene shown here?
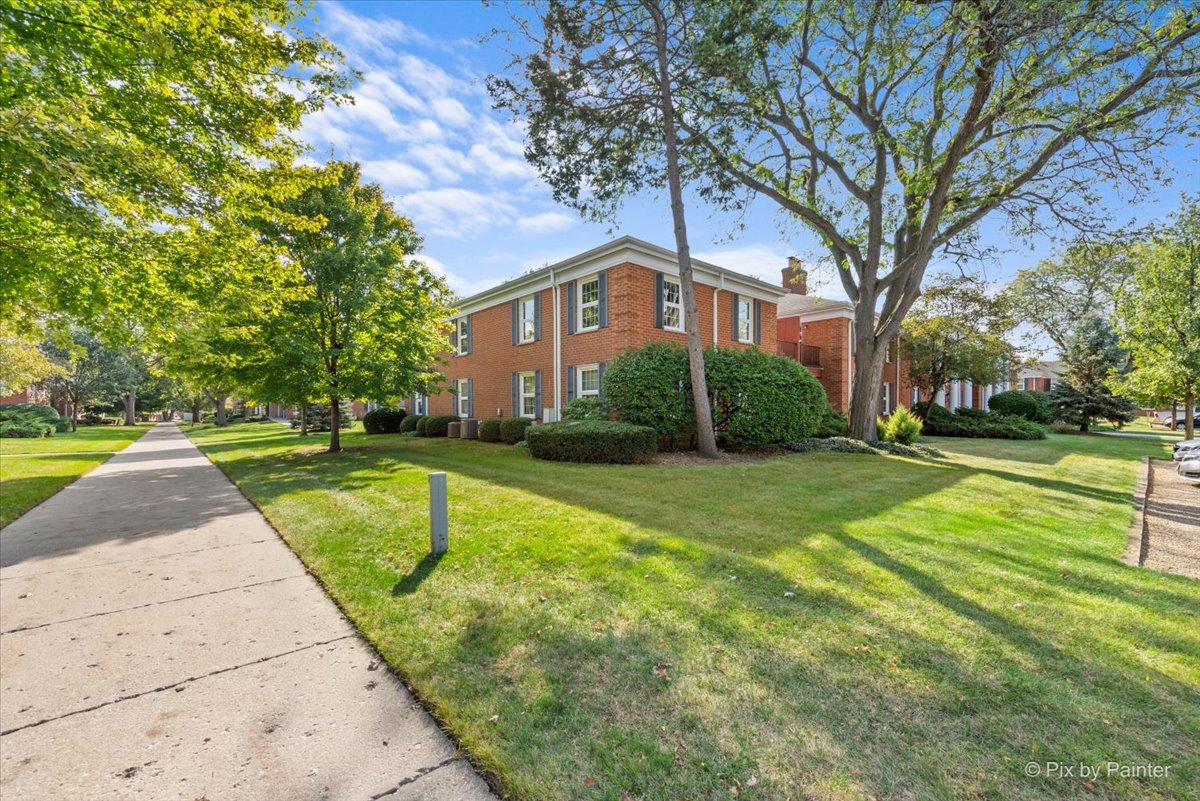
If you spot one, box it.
[0,403,65,436]
[422,414,455,437]
[477,418,503,442]
[399,414,424,433]
[563,396,605,421]
[881,406,923,445]
[919,403,1046,439]
[363,408,407,434]
[602,342,694,437]
[987,390,1047,422]
[704,347,827,446]
[499,417,534,444]
[527,420,657,464]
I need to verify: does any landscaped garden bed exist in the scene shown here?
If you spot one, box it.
[185,423,1200,801]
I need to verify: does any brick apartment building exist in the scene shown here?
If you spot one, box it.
[420,237,782,422]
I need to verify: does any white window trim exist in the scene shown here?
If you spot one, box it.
[881,382,893,415]
[456,379,470,418]
[414,394,428,416]
[577,363,601,397]
[578,274,600,332]
[519,371,537,418]
[456,318,469,355]
[662,275,684,332]
[736,297,753,343]
[518,295,536,344]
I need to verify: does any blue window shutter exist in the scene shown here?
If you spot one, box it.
[598,362,607,398]
[466,378,473,417]
[731,294,739,341]
[566,281,576,334]
[566,365,576,402]
[511,372,519,416]
[599,271,608,328]
[465,314,472,355]
[534,370,542,417]
[451,387,459,416]
[510,300,519,345]
[534,293,542,341]
[754,300,762,345]
[654,273,664,328]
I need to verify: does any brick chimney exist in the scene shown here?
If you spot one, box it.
[783,256,808,295]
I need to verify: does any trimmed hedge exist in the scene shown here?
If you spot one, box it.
[421,414,456,437]
[0,414,54,438]
[603,342,828,446]
[563,396,605,421]
[527,420,657,464]
[987,389,1052,423]
[0,403,67,435]
[918,402,1046,439]
[363,408,407,434]
[399,414,424,433]
[478,418,503,442]
[500,417,534,444]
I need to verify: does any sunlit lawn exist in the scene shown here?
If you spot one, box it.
[187,423,1199,801]
[0,425,149,527]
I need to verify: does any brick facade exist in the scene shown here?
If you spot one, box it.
[427,249,781,421]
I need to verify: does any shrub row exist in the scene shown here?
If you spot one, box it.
[785,437,943,458]
[0,403,68,438]
[526,420,657,464]
[917,402,1047,440]
[417,414,456,437]
[500,417,534,444]
[363,408,407,434]
[399,414,423,433]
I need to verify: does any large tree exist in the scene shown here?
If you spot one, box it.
[901,274,1015,415]
[0,0,352,332]
[251,162,454,453]
[43,328,136,431]
[1112,196,1200,439]
[489,0,722,458]
[1052,315,1137,432]
[1002,238,1135,353]
[673,0,1200,439]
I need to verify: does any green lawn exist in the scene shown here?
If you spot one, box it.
[186,423,1199,801]
[0,425,149,527]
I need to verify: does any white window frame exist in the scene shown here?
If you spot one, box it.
[881,382,893,415]
[578,275,600,332]
[662,276,683,332]
[519,371,537,418]
[577,364,601,397]
[456,318,469,355]
[518,295,536,344]
[456,379,470,418]
[736,297,753,343]
[414,394,428,416]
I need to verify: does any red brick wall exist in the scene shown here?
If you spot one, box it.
[429,262,779,419]
[798,318,851,411]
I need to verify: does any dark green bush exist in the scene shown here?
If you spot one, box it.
[500,417,534,444]
[288,401,353,432]
[0,412,54,437]
[527,420,657,464]
[815,406,848,438]
[704,346,827,446]
[399,414,424,433]
[0,403,66,434]
[363,408,407,434]
[918,402,1046,440]
[952,406,989,420]
[421,414,455,437]
[987,390,1047,422]
[604,342,828,446]
[563,396,605,421]
[478,418,503,442]
[602,342,694,437]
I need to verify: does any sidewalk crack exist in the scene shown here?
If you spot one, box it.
[368,755,461,799]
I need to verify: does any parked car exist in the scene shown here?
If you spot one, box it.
[1170,414,1200,431]
[1177,455,1200,486]
[1173,438,1200,461]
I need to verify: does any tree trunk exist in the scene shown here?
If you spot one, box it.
[300,403,309,436]
[847,299,892,440]
[122,389,136,426]
[329,395,341,453]
[1171,400,1178,429]
[191,401,201,427]
[650,2,718,459]
[70,399,78,432]
[214,395,228,426]
[1186,383,1195,440]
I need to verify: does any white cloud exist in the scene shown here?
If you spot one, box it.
[319,3,432,58]
[402,188,517,238]
[468,143,537,182]
[516,211,576,235]
[694,243,852,301]
[360,159,429,191]
[413,254,504,298]
[409,143,473,183]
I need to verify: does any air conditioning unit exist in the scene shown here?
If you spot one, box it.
[461,418,478,439]
[542,407,559,423]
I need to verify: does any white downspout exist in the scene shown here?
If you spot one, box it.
[551,268,560,421]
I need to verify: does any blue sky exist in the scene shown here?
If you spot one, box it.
[297,0,1199,308]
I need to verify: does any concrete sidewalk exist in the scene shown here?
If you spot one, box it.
[0,423,496,800]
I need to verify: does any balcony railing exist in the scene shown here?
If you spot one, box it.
[778,341,821,367]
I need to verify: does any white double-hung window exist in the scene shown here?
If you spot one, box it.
[520,372,537,417]
[519,295,536,343]
[662,276,683,331]
[456,318,469,355]
[737,297,753,343]
[578,364,601,397]
[579,276,600,330]
[456,378,470,417]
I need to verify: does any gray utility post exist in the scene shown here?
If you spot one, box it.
[429,472,448,555]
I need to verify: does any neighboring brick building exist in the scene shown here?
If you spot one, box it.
[420,237,783,422]
[775,258,1014,415]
